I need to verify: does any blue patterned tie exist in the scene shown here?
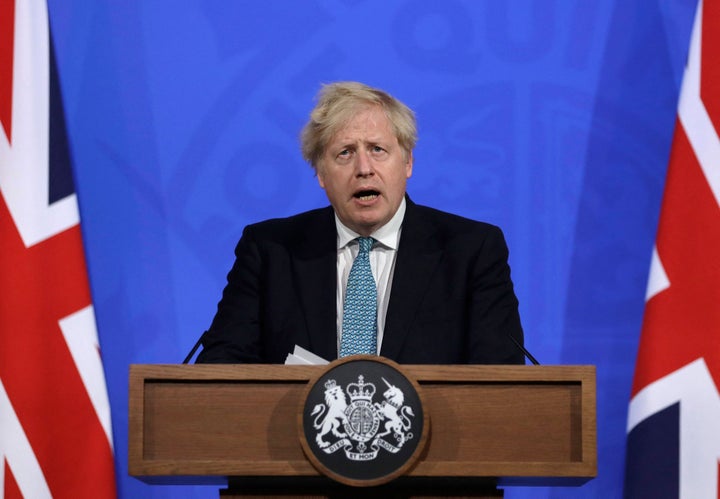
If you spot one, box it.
[339,237,377,357]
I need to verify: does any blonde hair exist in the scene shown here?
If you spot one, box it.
[300,81,417,170]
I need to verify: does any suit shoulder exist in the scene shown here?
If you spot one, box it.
[241,206,334,243]
[411,203,502,236]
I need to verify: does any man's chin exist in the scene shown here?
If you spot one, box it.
[348,216,388,236]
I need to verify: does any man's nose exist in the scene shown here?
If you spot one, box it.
[355,150,374,176]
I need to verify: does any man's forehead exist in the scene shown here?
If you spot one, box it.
[329,109,395,143]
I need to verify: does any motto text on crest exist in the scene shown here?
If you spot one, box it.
[310,375,415,461]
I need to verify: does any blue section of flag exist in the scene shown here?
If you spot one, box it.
[48,27,74,205]
[624,402,680,498]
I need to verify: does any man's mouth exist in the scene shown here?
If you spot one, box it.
[354,190,379,201]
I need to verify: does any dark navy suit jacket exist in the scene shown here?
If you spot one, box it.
[197,197,525,365]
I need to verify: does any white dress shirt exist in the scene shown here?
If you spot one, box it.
[334,198,405,355]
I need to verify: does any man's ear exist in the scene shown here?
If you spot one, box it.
[316,165,326,188]
[405,152,413,178]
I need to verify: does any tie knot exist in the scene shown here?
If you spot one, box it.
[357,237,374,255]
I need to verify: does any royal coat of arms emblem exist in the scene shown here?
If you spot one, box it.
[311,375,415,460]
[300,356,427,486]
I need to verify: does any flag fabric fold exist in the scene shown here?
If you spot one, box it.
[625,0,720,497]
[0,0,117,497]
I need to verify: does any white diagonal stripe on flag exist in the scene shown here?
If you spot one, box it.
[678,1,720,211]
[0,379,52,499]
[59,305,114,448]
[0,0,79,248]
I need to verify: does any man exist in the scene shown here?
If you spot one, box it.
[196,81,525,365]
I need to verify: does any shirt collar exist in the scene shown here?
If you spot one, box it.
[335,197,406,250]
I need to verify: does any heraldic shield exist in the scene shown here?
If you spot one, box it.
[299,355,429,487]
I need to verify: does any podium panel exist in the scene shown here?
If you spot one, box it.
[129,364,596,495]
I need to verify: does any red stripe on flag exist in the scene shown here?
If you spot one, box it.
[701,0,720,135]
[3,460,22,499]
[0,195,116,498]
[631,120,720,396]
[0,0,15,142]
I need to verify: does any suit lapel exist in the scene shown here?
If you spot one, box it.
[292,207,338,362]
[381,199,443,359]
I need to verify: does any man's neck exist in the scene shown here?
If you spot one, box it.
[335,197,406,249]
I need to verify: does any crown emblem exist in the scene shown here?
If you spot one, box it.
[324,379,337,390]
[346,375,376,401]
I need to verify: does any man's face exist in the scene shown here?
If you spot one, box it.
[317,105,413,236]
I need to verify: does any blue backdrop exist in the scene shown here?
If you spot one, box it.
[46,0,698,497]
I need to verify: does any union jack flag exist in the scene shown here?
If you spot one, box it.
[0,0,116,497]
[625,0,720,497]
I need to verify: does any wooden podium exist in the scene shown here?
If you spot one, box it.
[129,364,596,498]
